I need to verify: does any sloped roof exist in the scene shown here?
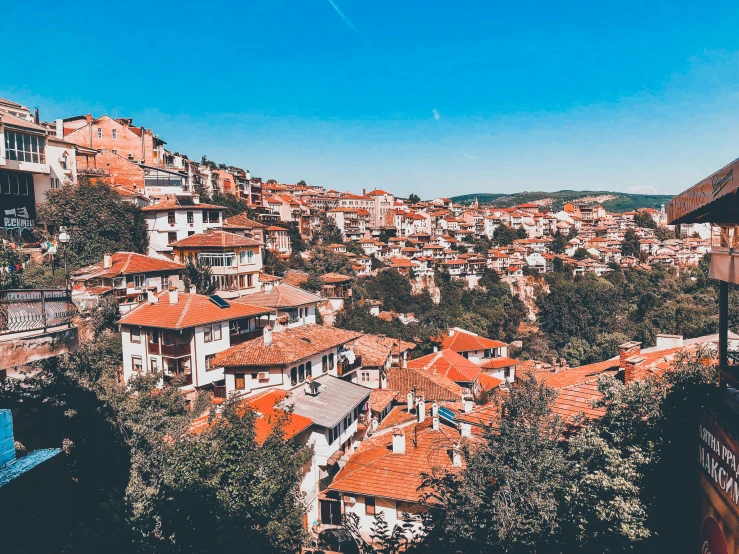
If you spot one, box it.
[223,213,267,229]
[329,421,463,503]
[352,335,416,368]
[479,356,520,370]
[369,389,398,413]
[141,198,224,211]
[386,366,462,402]
[233,284,321,309]
[169,230,262,248]
[441,328,508,352]
[119,292,272,329]
[72,252,184,281]
[281,374,370,428]
[406,349,482,383]
[212,324,362,368]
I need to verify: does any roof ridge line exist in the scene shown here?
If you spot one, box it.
[175,294,193,329]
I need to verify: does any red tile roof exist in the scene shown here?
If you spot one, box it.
[233,284,321,309]
[223,213,267,229]
[119,292,272,329]
[212,324,362,368]
[190,390,312,443]
[440,328,508,352]
[72,252,184,280]
[329,421,463,503]
[169,230,262,248]
[369,389,398,413]
[386,366,462,402]
[479,356,520,370]
[478,373,504,390]
[407,349,482,383]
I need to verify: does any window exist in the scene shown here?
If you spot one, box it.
[4,131,45,163]
[239,249,254,264]
[328,424,340,444]
[239,275,246,289]
[306,361,312,379]
[361,372,370,383]
[203,323,221,343]
[50,177,60,189]
[112,129,117,139]
[344,414,352,428]
[150,358,158,372]
[290,367,298,386]
[188,231,195,236]
[247,274,253,287]
[208,211,220,223]
[186,211,194,224]
[365,496,376,515]
[298,364,306,382]
[133,274,145,288]
[132,356,143,372]
[167,232,177,244]
[168,212,176,225]
[484,349,491,358]
[97,128,102,139]
[328,353,335,370]
[198,252,236,267]
[205,354,216,371]
[462,351,469,359]
[322,355,328,373]
[130,326,141,343]
[235,372,245,390]
[61,155,68,170]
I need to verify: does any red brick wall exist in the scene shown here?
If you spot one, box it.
[94,150,146,192]
[64,115,155,163]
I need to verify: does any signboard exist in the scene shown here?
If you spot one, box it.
[698,412,739,552]
[668,158,739,225]
[0,171,36,232]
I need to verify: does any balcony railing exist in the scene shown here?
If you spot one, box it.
[0,289,76,335]
[337,356,362,376]
[77,167,110,177]
[230,328,264,345]
[160,343,191,357]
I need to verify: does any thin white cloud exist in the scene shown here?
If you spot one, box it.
[627,185,658,194]
[432,109,440,121]
[327,0,371,47]
[463,153,477,159]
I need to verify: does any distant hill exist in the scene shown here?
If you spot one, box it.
[450,190,673,213]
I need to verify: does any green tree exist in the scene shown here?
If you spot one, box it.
[313,215,344,245]
[550,230,567,254]
[493,224,517,246]
[573,247,590,260]
[0,245,23,289]
[208,192,258,220]
[423,376,571,553]
[37,179,149,266]
[408,193,421,204]
[621,228,641,258]
[633,211,657,229]
[182,258,217,295]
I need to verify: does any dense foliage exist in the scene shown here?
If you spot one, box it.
[37,179,149,266]
[535,263,727,366]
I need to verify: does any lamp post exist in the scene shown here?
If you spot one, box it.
[59,227,69,289]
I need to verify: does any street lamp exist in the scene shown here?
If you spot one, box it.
[58,227,69,289]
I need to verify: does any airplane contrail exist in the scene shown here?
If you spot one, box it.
[327,0,371,47]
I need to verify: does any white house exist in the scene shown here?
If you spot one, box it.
[118,291,273,390]
[141,196,224,255]
[231,284,321,328]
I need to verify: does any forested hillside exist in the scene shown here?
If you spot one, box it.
[451,190,673,212]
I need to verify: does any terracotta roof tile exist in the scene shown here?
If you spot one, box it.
[119,291,272,329]
[406,349,482,383]
[141,198,224,212]
[223,213,267,229]
[386,366,462,402]
[441,328,508,352]
[233,284,321,309]
[212,324,361,368]
[479,356,520,370]
[72,252,184,280]
[169,230,262,248]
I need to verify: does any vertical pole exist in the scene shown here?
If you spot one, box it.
[719,280,729,371]
[41,290,47,332]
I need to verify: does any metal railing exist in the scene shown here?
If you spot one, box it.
[77,167,110,177]
[0,289,76,335]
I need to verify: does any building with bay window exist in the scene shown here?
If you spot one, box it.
[170,230,263,297]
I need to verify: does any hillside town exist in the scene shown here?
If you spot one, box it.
[1,94,737,554]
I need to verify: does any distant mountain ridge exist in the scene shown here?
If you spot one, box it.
[450,190,673,213]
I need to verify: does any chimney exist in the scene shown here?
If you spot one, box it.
[169,289,179,304]
[103,253,112,269]
[623,355,646,384]
[392,428,406,455]
[402,356,408,369]
[34,108,39,124]
[432,415,439,431]
[655,334,683,351]
[448,328,455,337]
[417,398,426,423]
[141,127,146,162]
[263,326,273,347]
[460,423,471,438]
[451,442,462,467]
[431,402,438,418]
[363,188,366,195]
[189,285,196,294]
[146,290,158,304]
[433,346,438,353]
[407,391,414,413]
[55,119,63,139]
[618,341,642,370]
[462,392,474,414]
[85,113,92,124]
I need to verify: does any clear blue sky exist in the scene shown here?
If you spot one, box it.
[2,0,738,197]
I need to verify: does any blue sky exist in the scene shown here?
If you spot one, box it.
[2,0,738,197]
